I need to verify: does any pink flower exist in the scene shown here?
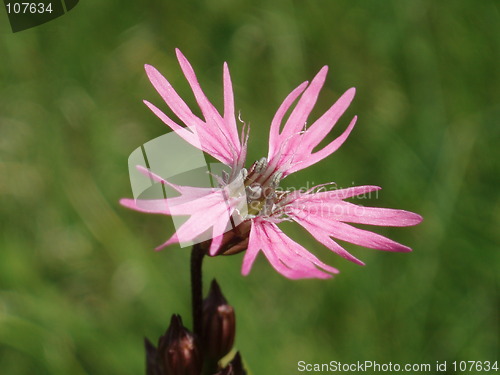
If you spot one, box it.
[120,49,422,279]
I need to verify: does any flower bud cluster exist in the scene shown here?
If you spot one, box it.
[145,280,245,375]
[145,314,202,375]
[202,280,236,361]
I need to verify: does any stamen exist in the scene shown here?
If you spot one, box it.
[254,157,268,174]
[246,184,263,200]
[240,156,292,219]
[240,168,248,180]
[270,172,283,188]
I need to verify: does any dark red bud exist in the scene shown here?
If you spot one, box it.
[159,314,202,375]
[202,280,236,361]
[145,338,163,375]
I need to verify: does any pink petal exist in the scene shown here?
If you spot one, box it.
[143,100,199,144]
[325,220,413,252]
[157,209,229,251]
[241,222,260,275]
[209,232,224,256]
[144,50,244,169]
[144,64,207,131]
[291,189,423,227]
[291,215,365,265]
[143,100,228,163]
[267,68,328,173]
[285,185,382,205]
[175,50,241,162]
[268,81,308,160]
[286,115,357,175]
[119,170,217,216]
[266,66,358,176]
[121,166,244,253]
[286,187,422,265]
[274,89,355,174]
[155,190,241,250]
[315,185,382,200]
[279,67,328,146]
[223,62,242,152]
[119,198,171,215]
[299,87,356,151]
[208,210,234,256]
[314,202,423,227]
[242,219,338,279]
[291,206,413,253]
[135,165,216,199]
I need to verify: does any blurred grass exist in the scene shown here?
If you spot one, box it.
[0,0,499,374]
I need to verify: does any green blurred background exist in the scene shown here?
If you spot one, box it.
[1,0,498,374]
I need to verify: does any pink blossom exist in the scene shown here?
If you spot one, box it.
[120,49,423,279]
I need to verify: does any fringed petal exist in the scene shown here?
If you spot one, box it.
[242,219,338,279]
[266,65,357,177]
[144,50,244,169]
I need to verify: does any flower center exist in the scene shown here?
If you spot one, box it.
[243,157,286,217]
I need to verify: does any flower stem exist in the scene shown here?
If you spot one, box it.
[191,243,205,339]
